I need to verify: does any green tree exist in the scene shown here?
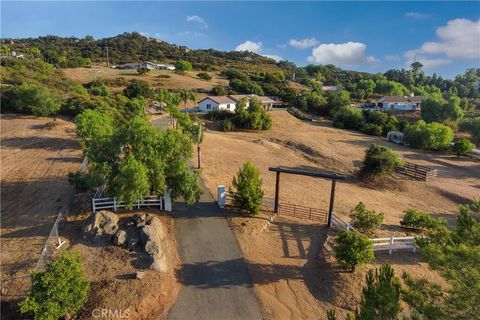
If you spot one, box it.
[175,59,193,72]
[356,265,402,320]
[421,95,464,125]
[404,120,454,150]
[334,230,374,271]
[360,144,403,178]
[19,250,89,320]
[400,208,446,230]
[451,138,475,157]
[350,202,384,234]
[179,88,197,113]
[123,79,153,99]
[231,161,264,215]
[197,72,212,81]
[113,155,150,206]
[75,109,115,148]
[13,83,60,116]
[326,90,350,115]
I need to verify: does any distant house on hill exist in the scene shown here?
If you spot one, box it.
[197,94,278,113]
[112,62,175,70]
[376,95,423,111]
[322,85,339,91]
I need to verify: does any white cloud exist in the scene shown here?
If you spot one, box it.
[289,37,319,49]
[263,54,283,62]
[186,15,208,28]
[235,40,262,53]
[384,54,400,61]
[235,41,282,61]
[405,12,430,19]
[307,41,378,65]
[404,18,480,68]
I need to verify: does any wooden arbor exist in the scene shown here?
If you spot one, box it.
[269,166,347,227]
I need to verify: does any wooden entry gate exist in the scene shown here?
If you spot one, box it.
[277,203,328,223]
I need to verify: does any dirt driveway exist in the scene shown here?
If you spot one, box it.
[1,115,83,305]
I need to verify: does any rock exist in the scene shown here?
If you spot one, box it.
[136,271,145,280]
[131,213,146,225]
[127,237,139,251]
[138,215,168,272]
[113,230,127,246]
[150,254,168,272]
[82,211,119,243]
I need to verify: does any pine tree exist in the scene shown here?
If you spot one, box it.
[231,161,264,214]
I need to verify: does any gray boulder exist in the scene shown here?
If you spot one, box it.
[113,230,127,246]
[138,215,168,272]
[82,210,119,242]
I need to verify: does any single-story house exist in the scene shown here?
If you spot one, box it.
[322,85,339,91]
[377,95,423,111]
[197,94,277,112]
[112,62,176,71]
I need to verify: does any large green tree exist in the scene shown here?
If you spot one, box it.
[421,95,464,125]
[13,83,60,116]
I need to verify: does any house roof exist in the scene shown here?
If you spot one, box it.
[198,96,236,104]
[381,96,423,103]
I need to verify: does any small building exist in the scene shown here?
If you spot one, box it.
[197,96,237,112]
[377,96,423,111]
[387,131,405,144]
[322,85,339,91]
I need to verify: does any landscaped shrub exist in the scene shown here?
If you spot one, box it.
[334,230,374,271]
[400,208,446,230]
[333,106,364,130]
[197,72,212,81]
[360,144,403,178]
[404,120,454,150]
[350,202,384,233]
[223,118,234,132]
[205,109,235,121]
[451,138,475,157]
[231,161,264,214]
[232,97,272,130]
[19,250,89,320]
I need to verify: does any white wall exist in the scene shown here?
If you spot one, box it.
[198,98,236,112]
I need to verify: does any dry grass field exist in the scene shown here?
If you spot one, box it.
[1,115,83,305]
[198,111,479,319]
[63,66,229,90]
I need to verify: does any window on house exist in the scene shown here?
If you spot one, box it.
[227,104,230,109]
[206,104,211,109]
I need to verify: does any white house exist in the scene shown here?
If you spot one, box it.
[197,94,277,113]
[197,96,237,112]
[322,85,339,91]
[377,96,423,111]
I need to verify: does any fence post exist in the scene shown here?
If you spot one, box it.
[164,190,172,212]
[217,185,226,208]
[137,199,140,209]
[113,198,117,212]
[92,198,96,212]
[309,207,312,220]
[389,236,394,254]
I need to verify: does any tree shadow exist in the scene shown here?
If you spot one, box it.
[46,156,83,163]
[1,137,79,151]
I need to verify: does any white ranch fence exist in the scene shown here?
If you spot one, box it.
[92,184,172,212]
[331,212,355,231]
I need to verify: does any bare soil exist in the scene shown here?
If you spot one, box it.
[1,114,83,301]
[198,111,479,318]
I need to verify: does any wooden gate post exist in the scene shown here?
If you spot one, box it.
[274,172,281,213]
[327,179,337,227]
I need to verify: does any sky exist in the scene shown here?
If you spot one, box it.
[1,1,479,78]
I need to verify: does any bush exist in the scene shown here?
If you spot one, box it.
[360,123,383,136]
[137,66,150,75]
[231,161,264,214]
[123,79,153,99]
[205,109,235,121]
[232,97,272,130]
[333,106,364,130]
[175,59,193,72]
[19,250,89,320]
[212,86,227,96]
[350,202,384,233]
[400,208,446,230]
[197,72,212,81]
[460,117,480,140]
[88,84,109,96]
[68,171,102,192]
[230,78,264,95]
[223,119,234,131]
[360,144,403,178]
[334,230,374,271]
[13,83,61,116]
[451,138,475,157]
[404,120,454,150]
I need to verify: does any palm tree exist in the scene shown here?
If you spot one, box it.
[192,123,204,169]
[179,88,191,113]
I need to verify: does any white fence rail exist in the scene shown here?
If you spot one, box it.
[372,236,417,254]
[331,212,355,231]
[92,185,171,212]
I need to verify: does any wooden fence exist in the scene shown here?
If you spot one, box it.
[396,162,437,181]
[224,191,275,212]
[277,203,327,223]
[371,236,417,254]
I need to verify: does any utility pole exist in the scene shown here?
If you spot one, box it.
[106,45,110,68]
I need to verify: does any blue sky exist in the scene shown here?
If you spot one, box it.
[1,1,479,78]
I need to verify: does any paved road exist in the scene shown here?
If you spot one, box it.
[167,182,263,320]
[152,117,262,320]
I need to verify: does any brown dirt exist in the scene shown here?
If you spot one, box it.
[67,211,180,320]
[63,66,228,90]
[1,114,83,301]
[198,111,478,318]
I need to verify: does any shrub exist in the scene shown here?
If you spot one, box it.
[197,72,212,81]
[230,78,264,96]
[19,250,89,320]
[400,208,446,230]
[205,109,235,121]
[88,84,109,96]
[232,97,272,130]
[223,119,234,131]
[451,138,475,157]
[350,202,384,233]
[334,230,374,271]
[137,66,150,75]
[231,161,264,214]
[404,120,454,150]
[333,106,364,130]
[421,95,464,125]
[68,171,102,192]
[123,79,153,99]
[175,59,193,72]
[360,144,403,178]
[212,86,227,96]
[356,265,402,320]
[460,117,480,140]
[13,83,61,116]
[360,123,383,136]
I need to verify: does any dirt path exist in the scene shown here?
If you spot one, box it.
[167,182,262,320]
[1,115,83,309]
